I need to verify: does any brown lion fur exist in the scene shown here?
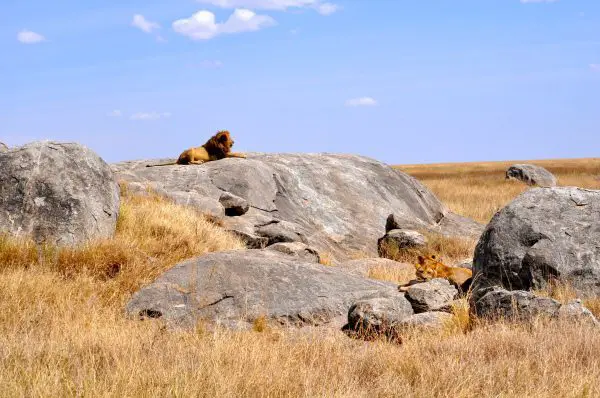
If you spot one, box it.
[414,254,473,292]
[146,130,246,167]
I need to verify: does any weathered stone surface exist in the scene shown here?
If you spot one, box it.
[455,258,473,270]
[0,142,8,152]
[112,153,481,260]
[397,311,454,330]
[126,249,400,329]
[405,279,458,313]
[0,141,120,246]
[473,187,600,297]
[472,287,598,325]
[385,212,484,240]
[506,164,557,187]
[345,295,414,339]
[256,220,306,245]
[219,191,249,216]
[266,242,320,263]
[339,258,415,282]
[378,229,426,257]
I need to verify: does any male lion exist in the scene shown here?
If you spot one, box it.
[414,254,473,293]
[146,130,246,167]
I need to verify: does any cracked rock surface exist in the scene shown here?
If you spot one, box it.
[125,249,400,329]
[112,153,483,260]
[473,187,600,297]
[0,141,120,246]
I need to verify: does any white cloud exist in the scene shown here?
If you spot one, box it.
[173,9,275,40]
[345,97,378,107]
[107,110,122,117]
[17,30,46,44]
[195,0,339,14]
[130,112,172,121]
[132,14,160,33]
[316,3,338,15]
[520,0,558,3]
[590,64,600,72]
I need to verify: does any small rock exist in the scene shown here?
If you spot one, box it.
[0,142,8,152]
[267,242,320,263]
[397,312,454,330]
[454,258,473,270]
[345,295,414,341]
[219,191,249,216]
[405,278,458,313]
[505,164,557,187]
[557,299,599,326]
[256,221,305,245]
[378,229,427,257]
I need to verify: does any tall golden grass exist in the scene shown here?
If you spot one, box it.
[397,158,600,223]
[0,160,599,397]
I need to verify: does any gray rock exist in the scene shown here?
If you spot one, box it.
[506,164,557,187]
[345,295,414,341]
[112,153,481,261]
[165,191,225,220]
[256,220,306,245]
[126,249,400,329]
[379,229,426,250]
[472,287,598,325]
[0,141,120,246]
[0,142,8,152]
[472,187,600,297]
[219,191,249,216]
[266,242,320,263]
[385,212,484,240]
[397,311,454,330]
[454,258,473,270]
[405,278,458,313]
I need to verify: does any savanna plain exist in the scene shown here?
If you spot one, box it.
[1,158,599,397]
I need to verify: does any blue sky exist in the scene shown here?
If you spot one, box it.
[1,0,599,164]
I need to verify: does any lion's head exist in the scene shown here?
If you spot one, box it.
[203,130,234,159]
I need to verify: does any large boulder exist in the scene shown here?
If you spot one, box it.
[405,278,458,313]
[472,187,600,297]
[345,295,414,340]
[0,141,120,246]
[126,249,400,330]
[112,154,483,260]
[506,164,557,187]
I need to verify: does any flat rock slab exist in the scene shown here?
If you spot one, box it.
[473,187,600,297]
[113,153,483,260]
[126,249,400,330]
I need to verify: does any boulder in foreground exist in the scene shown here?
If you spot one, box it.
[126,249,401,330]
[0,141,120,246]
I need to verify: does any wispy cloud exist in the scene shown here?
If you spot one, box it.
[132,14,160,33]
[190,60,224,69]
[173,9,275,41]
[107,110,123,117]
[195,0,340,15]
[345,97,378,107]
[17,30,46,44]
[130,112,172,121]
[520,0,558,3]
[590,64,600,72]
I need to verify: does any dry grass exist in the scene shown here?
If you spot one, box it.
[378,230,476,265]
[367,262,416,285]
[1,160,600,397]
[397,157,600,223]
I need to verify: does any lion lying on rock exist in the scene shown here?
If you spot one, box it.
[146,130,246,167]
[400,254,473,293]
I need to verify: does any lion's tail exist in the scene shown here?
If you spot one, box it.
[146,162,178,167]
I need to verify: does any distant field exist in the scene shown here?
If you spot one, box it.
[1,159,600,397]
[396,158,600,224]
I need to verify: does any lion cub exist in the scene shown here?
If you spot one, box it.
[414,254,472,292]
